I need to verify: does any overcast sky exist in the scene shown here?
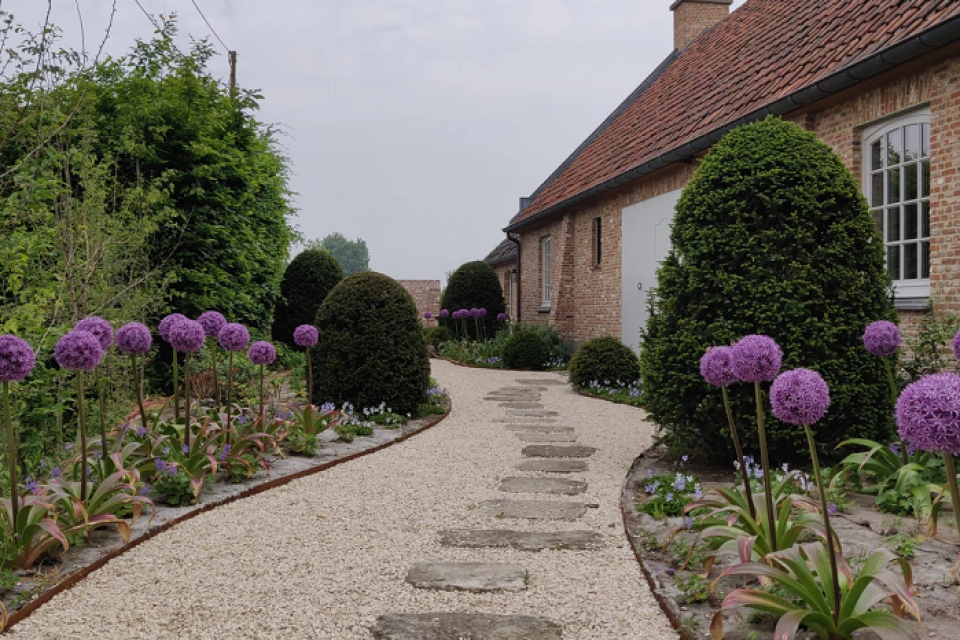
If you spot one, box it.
[15,0,747,283]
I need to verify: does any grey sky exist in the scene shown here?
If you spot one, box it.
[15,0,747,283]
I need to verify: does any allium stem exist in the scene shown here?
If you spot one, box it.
[209,341,219,413]
[306,346,313,407]
[133,355,148,433]
[804,423,841,625]
[226,351,234,445]
[722,386,756,521]
[4,381,19,529]
[259,363,265,426]
[884,359,909,465]
[98,374,108,458]
[184,352,192,449]
[943,453,960,546]
[172,352,180,423]
[77,372,88,502]
[754,382,778,551]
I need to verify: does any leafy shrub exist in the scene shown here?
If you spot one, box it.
[640,117,896,463]
[424,325,453,349]
[502,330,550,371]
[569,336,639,389]
[440,261,505,339]
[490,323,571,367]
[313,272,430,416]
[271,248,343,348]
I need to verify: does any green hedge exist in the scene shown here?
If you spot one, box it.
[569,336,639,390]
[440,261,505,340]
[272,248,343,348]
[502,331,550,371]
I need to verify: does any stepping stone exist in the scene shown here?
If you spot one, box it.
[503,424,574,434]
[515,459,588,473]
[522,445,596,458]
[440,529,604,551]
[517,378,567,386]
[492,387,543,394]
[371,613,562,640]
[484,396,540,402]
[507,409,559,417]
[477,499,587,521]
[499,402,544,409]
[493,417,559,424]
[499,477,587,495]
[405,562,527,592]
[517,432,577,443]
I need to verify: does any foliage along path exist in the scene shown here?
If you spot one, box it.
[10,360,675,639]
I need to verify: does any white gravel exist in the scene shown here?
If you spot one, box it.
[11,360,677,639]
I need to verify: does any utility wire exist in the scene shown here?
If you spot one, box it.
[189,0,230,53]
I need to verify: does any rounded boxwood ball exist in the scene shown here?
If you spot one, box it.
[313,272,430,415]
[440,261,505,340]
[272,248,343,348]
[569,336,639,389]
[502,331,550,371]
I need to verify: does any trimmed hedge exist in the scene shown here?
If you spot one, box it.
[272,248,343,348]
[502,331,550,371]
[640,117,896,463]
[313,272,430,416]
[440,261,505,340]
[569,336,639,390]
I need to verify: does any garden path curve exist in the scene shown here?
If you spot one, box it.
[10,360,676,639]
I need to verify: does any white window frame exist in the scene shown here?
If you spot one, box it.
[540,235,552,307]
[862,108,931,300]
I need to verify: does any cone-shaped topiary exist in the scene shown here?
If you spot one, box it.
[569,336,640,389]
[313,272,429,415]
[502,330,550,371]
[440,261,505,340]
[272,248,343,348]
[640,117,896,463]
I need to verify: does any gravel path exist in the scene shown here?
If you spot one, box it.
[11,360,677,639]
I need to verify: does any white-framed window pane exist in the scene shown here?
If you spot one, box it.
[904,124,920,162]
[887,245,901,280]
[904,243,918,280]
[887,129,902,165]
[887,207,900,241]
[871,139,883,170]
[904,203,918,240]
[871,172,884,207]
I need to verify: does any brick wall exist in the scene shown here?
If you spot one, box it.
[397,280,441,326]
[491,262,518,319]
[672,0,732,51]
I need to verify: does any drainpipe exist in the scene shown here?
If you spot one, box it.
[507,233,521,323]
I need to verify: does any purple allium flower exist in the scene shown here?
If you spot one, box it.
[248,341,277,366]
[423,312,432,320]
[50,467,62,479]
[769,368,831,425]
[55,330,103,371]
[469,308,479,317]
[293,324,318,347]
[116,322,153,355]
[478,308,487,317]
[169,319,205,353]
[896,372,960,456]
[158,313,187,342]
[440,309,450,319]
[218,323,250,352]
[731,335,782,383]
[863,320,901,357]
[198,311,227,338]
[700,346,737,387]
[497,313,507,322]
[75,316,114,351]
[0,335,36,382]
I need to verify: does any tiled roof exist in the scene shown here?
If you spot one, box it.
[509,0,960,228]
[484,238,518,266]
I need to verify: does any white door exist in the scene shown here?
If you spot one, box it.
[621,190,681,352]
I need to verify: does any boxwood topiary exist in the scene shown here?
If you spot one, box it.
[440,261,506,340]
[640,117,896,464]
[424,325,453,350]
[569,336,640,389]
[313,272,430,416]
[272,248,343,348]
[502,330,550,371]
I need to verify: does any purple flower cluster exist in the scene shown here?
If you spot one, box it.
[440,309,450,318]
[116,322,152,355]
[248,341,277,365]
[158,313,187,342]
[497,313,507,322]
[896,372,960,456]
[699,346,737,387]
[218,323,250,352]
[154,458,178,476]
[731,335,782,383]
[55,330,103,371]
[769,368,831,425]
[863,320,901,357]
[218,444,232,462]
[423,312,432,320]
[169,319,205,353]
[0,335,36,382]
[75,316,113,351]
[293,324,318,347]
[197,311,227,338]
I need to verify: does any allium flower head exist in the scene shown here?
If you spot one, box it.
[769,368,831,425]
[116,323,152,355]
[440,309,449,318]
[248,341,277,366]
[158,313,187,342]
[497,313,507,322]
[0,335,36,382]
[169,319,205,353]
[479,308,487,318]
[699,346,737,387]
[218,323,250,352]
[75,316,114,351]
[293,324,318,347]
[469,308,479,317]
[197,311,227,338]
[896,372,960,456]
[423,312,432,320]
[731,335,782,383]
[55,330,103,371]
[863,320,901,357]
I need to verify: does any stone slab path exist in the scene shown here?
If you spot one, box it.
[10,360,676,639]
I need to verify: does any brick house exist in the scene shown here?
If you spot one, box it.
[483,238,519,319]
[501,0,960,352]
[397,280,441,326]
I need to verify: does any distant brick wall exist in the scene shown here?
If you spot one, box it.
[672,0,732,51]
[397,280,441,326]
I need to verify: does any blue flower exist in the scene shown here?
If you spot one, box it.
[828,503,839,516]
[136,426,147,437]
[182,444,190,455]
[218,444,232,462]
[139,484,151,496]
[665,492,674,502]
[50,467,63,479]
[154,458,167,473]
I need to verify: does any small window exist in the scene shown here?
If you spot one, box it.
[593,217,602,266]
[540,235,552,306]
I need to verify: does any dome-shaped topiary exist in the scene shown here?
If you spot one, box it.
[569,336,640,389]
[313,272,429,415]
[640,117,896,463]
[272,248,343,348]
[440,261,506,340]
[502,330,550,371]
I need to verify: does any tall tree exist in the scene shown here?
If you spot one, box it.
[309,232,369,275]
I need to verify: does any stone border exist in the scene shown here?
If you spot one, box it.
[5,408,451,632]
[619,449,692,640]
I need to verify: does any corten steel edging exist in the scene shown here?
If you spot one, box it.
[433,356,568,376]
[620,451,692,640]
[576,389,644,409]
[4,408,451,632]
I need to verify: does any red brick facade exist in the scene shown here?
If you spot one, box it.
[397,280,441,326]
[491,261,518,320]
[671,0,732,51]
